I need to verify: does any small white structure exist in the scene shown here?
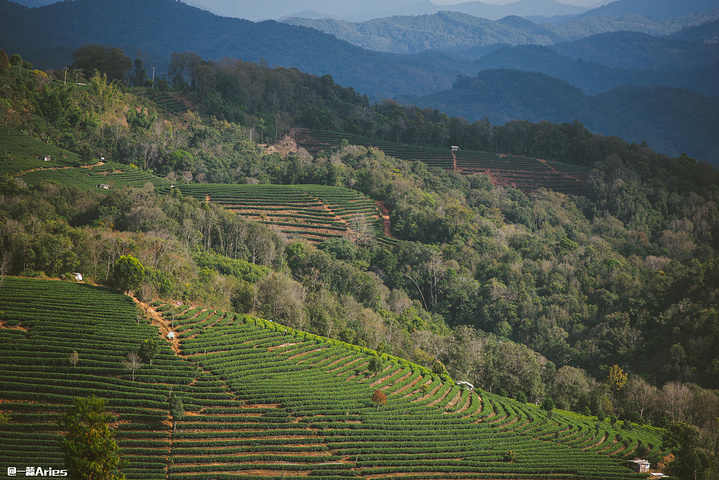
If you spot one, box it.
[72,273,83,282]
[627,459,651,473]
[97,184,110,189]
[167,331,175,340]
[451,146,460,151]
[42,155,51,162]
[456,380,474,391]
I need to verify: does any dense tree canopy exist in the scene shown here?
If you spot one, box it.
[58,395,126,480]
[113,255,145,294]
[72,45,133,83]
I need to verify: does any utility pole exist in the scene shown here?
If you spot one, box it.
[151,66,156,88]
[64,66,68,85]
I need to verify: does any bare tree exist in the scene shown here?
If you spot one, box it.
[122,352,143,382]
[659,382,692,423]
[348,215,374,245]
[623,376,657,421]
[256,273,306,329]
[68,350,80,368]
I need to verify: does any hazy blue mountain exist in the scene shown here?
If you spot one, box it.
[544,8,719,40]
[472,44,719,97]
[581,0,719,20]
[181,0,439,21]
[408,69,719,163]
[670,18,719,42]
[5,0,56,5]
[283,9,719,55]
[447,0,588,20]
[284,12,562,54]
[409,69,612,125]
[551,31,719,70]
[0,0,474,97]
[156,0,590,22]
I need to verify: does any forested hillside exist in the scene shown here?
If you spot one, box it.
[1,45,718,479]
[410,69,719,164]
[3,0,718,165]
[471,40,719,97]
[580,0,719,20]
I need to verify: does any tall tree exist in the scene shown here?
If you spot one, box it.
[72,45,132,83]
[663,422,709,480]
[139,339,159,366]
[57,395,126,480]
[131,58,147,87]
[371,389,387,410]
[168,394,184,433]
[113,255,145,294]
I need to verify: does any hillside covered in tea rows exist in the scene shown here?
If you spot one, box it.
[0,47,718,479]
[0,277,668,479]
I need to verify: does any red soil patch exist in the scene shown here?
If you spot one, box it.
[442,390,463,410]
[267,342,298,352]
[584,432,609,450]
[390,374,425,397]
[452,393,473,415]
[0,319,29,332]
[375,201,396,239]
[412,382,442,403]
[427,386,454,407]
[286,348,325,361]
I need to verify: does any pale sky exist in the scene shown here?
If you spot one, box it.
[432,0,610,6]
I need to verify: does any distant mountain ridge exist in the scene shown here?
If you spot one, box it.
[551,31,719,70]
[471,43,719,97]
[284,12,562,54]
[9,0,716,22]
[0,0,474,97]
[11,0,589,22]
[408,69,719,163]
[447,0,588,20]
[284,9,719,54]
[581,0,719,20]
[178,0,588,22]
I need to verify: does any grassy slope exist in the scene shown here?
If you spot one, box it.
[0,278,666,479]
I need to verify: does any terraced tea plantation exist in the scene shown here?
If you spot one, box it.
[0,125,83,174]
[161,183,399,246]
[20,161,171,190]
[142,89,187,113]
[0,278,194,479]
[0,277,667,479]
[296,129,589,196]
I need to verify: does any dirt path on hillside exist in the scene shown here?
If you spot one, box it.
[15,161,105,177]
[375,201,396,238]
[134,297,182,355]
